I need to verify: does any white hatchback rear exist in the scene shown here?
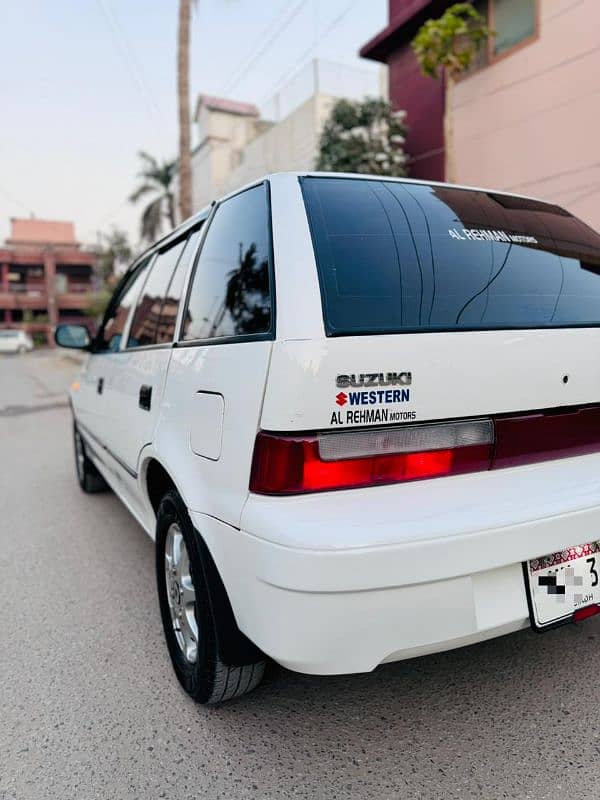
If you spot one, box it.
[57,173,600,703]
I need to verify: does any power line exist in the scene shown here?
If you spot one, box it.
[454,43,600,111]
[507,162,600,192]
[545,179,600,201]
[96,0,163,126]
[0,183,31,215]
[258,0,360,107]
[564,185,600,207]
[219,0,307,97]
[457,86,600,147]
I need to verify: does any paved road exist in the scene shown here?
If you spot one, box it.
[2,351,600,800]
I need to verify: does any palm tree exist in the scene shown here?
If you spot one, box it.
[177,0,193,222]
[129,151,177,242]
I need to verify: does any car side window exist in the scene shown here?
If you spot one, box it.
[181,183,272,341]
[126,239,186,348]
[155,228,202,344]
[99,257,151,352]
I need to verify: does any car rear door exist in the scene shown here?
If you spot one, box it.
[102,226,203,500]
[152,182,275,526]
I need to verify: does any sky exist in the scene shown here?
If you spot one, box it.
[0,0,386,248]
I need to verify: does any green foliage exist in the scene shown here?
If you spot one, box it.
[130,151,178,242]
[92,227,133,284]
[411,2,492,79]
[83,289,112,321]
[316,97,408,176]
[87,228,135,321]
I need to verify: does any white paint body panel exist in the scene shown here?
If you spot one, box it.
[261,328,598,431]
[106,348,173,472]
[69,171,600,676]
[149,341,272,526]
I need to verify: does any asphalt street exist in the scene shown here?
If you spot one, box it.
[2,350,600,800]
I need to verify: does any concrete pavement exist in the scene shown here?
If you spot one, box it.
[1,351,600,799]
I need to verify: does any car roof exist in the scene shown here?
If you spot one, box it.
[132,171,555,269]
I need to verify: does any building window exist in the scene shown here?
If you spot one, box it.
[491,0,537,57]
[465,0,537,74]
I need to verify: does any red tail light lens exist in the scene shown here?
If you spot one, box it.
[573,604,600,623]
[250,420,493,495]
[250,405,600,495]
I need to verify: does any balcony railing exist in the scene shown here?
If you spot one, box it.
[3,285,45,296]
[1,284,92,296]
[61,282,92,294]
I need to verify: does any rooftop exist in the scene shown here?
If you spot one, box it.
[194,94,260,120]
[360,0,446,62]
[7,218,78,247]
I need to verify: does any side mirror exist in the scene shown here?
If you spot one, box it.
[54,323,91,350]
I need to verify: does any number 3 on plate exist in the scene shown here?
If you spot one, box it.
[587,557,598,587]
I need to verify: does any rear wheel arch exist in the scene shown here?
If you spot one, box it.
[144,457,179,515]
[143,458,263,671]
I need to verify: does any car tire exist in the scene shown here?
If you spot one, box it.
[156,489,266,704]
[17,345,26,355]
[73,422,109,493]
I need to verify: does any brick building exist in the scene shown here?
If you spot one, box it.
[0,218,96,345]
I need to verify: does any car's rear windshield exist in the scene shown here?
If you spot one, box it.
[300,176,600,336]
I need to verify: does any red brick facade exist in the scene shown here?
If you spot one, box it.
[0,218,96,345]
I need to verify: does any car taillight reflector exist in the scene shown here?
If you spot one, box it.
[250,420,493,495]
[318,419,493,460]
[493,406,600,469]
[573,605,600,622]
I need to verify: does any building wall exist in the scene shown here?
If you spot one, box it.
[191,108,266,211]
[220,94,336,195]
[191,94,338,209]
[0,246,94,344]
[452,0,600,230]
[388,44,445,181]
[190,61,385,212]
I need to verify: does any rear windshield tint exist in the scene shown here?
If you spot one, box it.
[300,176,600,335]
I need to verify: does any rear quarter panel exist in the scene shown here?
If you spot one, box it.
[148,340,272,527]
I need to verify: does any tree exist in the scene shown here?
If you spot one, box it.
[129,151,177,242]
[412,3,492,183]
[316,97,408,176]
[86,227,135,322]
[177,0,193,222]
[92,227,133,284]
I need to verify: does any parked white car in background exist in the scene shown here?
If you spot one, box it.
[56,172,600,704]
[0,329,34,354]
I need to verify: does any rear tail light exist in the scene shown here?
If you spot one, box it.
[250,419,494,495]
[573,605,600,623]
[250,405,600,495]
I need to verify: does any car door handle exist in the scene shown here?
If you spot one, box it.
[139,384,152,411]
[97,377,104,395]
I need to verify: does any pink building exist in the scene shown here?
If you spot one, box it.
[361,0,600,232]
[0,218,96,345]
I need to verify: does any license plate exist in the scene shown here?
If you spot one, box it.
[526,542,600,629]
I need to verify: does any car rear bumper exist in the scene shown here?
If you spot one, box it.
[192,455,600,674]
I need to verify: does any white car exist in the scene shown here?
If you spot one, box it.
[56,172,600,704]
[0,328,34,354]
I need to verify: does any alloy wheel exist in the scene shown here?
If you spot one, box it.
[164,523,199,663]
